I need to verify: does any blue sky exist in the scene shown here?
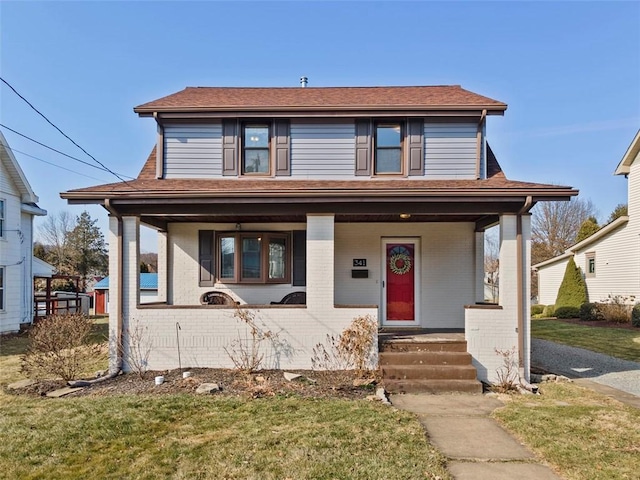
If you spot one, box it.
[1,1,638,253]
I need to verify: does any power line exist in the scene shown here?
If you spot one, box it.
[1,76,140,189]
[0,123,134,179]
[9,147,114,183]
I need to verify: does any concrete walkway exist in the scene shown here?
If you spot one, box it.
[390,394,563,480]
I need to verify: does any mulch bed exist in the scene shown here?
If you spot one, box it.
[553,318,639,331]
[9,368,382,400]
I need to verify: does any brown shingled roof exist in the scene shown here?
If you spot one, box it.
[134,85,507,114]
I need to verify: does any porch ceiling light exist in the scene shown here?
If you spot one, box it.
[399,213,411,219]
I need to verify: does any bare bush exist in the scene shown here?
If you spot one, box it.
[597,295,633,323]
[311,315,377,376]
[21,313,102,381]
[224,307,279,373]
[120,319,152,378]
[492,347,520,393]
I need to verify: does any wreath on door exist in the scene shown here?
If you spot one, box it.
[388,246,412,275]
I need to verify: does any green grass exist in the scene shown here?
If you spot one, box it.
[532,318,640,362]
[0,321,450,480]
[494,382,640,480]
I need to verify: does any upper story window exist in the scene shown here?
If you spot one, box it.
[0,199,5,238]
[243,125,270,174]
[355,119,424,177]
[375,123,403,174]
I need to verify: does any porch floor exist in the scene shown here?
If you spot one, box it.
[378,328,465,344]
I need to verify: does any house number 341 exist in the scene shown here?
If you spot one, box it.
[353,259,367,267]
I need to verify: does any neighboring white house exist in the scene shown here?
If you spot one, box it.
[0,131,47,333]
[62,84,577,384]
[535,130,640,305]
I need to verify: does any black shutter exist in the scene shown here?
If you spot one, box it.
[407,119,424,176]
[274,120,291,176]
[222,119,238,176]
[355,120,371,176]
[292,230,306,287]
[199,230,215,287]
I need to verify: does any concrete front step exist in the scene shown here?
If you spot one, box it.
[384,379,483,394]
[379,351,473,366]
[382,364,478,380]
[379,340,468,353]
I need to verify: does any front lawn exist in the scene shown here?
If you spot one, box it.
[532,318,640,362]
[494,382,640,480]
[0,322,450,480]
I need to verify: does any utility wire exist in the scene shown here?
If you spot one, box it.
[0,124,134,179]
[10,147,114,183]
[1,76,140,189]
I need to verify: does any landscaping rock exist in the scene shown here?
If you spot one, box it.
[195,383,220,394]
[7,379,36,390]
[353,378,376,387]
[46,387,84,398]
[376,387,391,405]
[284,372,302,381]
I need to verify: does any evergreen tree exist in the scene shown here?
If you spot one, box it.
[607,203,628,223]
[66,211,108,291]
[575,216,599,243]
[555,257,588,309]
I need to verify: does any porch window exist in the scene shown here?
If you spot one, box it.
[242,125,270,174]
[218,232,290,284]
[586,252,596,278]
[374,123,402,174]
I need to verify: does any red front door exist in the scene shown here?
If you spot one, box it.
[383,240,419,325]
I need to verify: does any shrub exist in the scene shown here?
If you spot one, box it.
[632,304,640,328]
[598,295,632,323]
[311,314,377,376]
[542,304,556,318]
[492,347,520,393]
[555,257,588,309]
[531,304,545,316]
[579,303,599,322]
[21,313,102,381]
[224,306,280,373]
[555,306,580,319]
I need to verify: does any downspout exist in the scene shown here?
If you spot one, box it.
[517,196,533,387]
[70,201,123,387]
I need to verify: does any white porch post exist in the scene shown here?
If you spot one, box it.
[475,230,485,303]
[121,216,140,329]
[499,215,518,312]
[107,215,121,373]
[156,230,168,303]
[306,214,335,309]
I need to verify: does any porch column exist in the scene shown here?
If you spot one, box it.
[498,215,518,312]
[306,214,335,309]
[156,230,168,303]
[474,230,485,303]
[121,217,140,324]
[107,215,121,373]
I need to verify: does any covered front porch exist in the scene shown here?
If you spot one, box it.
[106,206,531,383]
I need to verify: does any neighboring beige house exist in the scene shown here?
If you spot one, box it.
[0,131,47,333]
[62,84,576,385]
[535,130,640,305]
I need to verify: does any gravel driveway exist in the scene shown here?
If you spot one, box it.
[532,338,640,397]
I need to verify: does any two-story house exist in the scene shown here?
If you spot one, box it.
[1,131,48,334]
[62,84,577,388]
[535,130,640,306]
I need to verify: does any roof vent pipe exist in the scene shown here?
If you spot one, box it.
[300,76,308,88]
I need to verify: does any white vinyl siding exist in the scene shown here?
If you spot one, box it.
[163,124,222,178]
[536,259,569,305]
[290,122,355,178]
[424,123,478,179]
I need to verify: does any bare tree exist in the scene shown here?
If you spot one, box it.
[531,198,597,265]
[38,211,74,275]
